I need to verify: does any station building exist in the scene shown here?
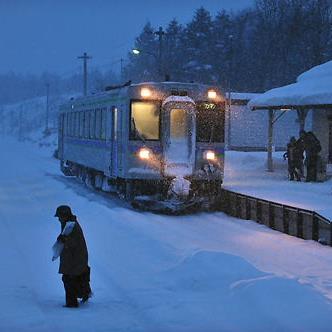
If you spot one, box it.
[249,60,332,174]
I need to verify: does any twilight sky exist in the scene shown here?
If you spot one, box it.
[0,0,253,76]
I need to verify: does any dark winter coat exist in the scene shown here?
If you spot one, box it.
[59,221,88,276]
[285,142,303,163]
[302,131,321,158]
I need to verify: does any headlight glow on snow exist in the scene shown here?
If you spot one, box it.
[205,150,216,161]
[140,88,152,98]
[138,148,150,160]
[207,89,217,99]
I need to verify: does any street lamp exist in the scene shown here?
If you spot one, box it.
[132,49,141,55]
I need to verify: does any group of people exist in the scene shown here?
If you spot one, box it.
[283,130,321,182]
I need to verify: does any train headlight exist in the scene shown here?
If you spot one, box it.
[207,89,217,99]
[138,148,150,160]
[140,88,152,98]
[205,150,216,161]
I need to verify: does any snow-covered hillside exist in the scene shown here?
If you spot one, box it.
[0,94,70,146]
[1,137,332,332]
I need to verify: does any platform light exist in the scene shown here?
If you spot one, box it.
[207,89,217,99]
[141,88,152,98]
[132,49,141,55]
[139,148,150,160]
[205,150,216,161]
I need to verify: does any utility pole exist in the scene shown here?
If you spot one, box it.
[45,83,50,134]
[154,27,165,80]
[77,52,92,96]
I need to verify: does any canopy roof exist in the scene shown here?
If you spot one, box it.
[249,61,332,110]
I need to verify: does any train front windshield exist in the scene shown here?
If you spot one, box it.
[130,101,160,140]
[196,102,225,143]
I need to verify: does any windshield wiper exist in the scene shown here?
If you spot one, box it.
[132,118,146,143]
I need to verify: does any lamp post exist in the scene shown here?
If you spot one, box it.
[131,26,166,81]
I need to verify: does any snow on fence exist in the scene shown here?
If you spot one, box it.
[219,190,332,246]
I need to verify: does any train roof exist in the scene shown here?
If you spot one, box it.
[60,81,223,111]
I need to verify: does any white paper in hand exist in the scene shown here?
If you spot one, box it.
[51,222,76,261]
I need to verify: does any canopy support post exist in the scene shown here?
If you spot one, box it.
[267,109,274,172]
[296,109,308,133]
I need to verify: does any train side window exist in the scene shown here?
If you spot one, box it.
[69,113,73,137]
[79,112,84,138]
[196,102,225,143]
[77,112,80,137]
[63,113,67,136]
[89,110,95,139]
[67,113,70,136]
[101,108,106,140]
[73,112,76,137]
[84,111,90,138]
[75,112,79,137]
[96,109,101,139]
[71,113,75,137]
[130,101,160,140]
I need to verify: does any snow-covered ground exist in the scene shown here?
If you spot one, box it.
[1,138,332,332]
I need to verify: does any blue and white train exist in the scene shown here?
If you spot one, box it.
[58,81,225,207]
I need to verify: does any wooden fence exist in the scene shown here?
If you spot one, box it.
[218,189,332,246]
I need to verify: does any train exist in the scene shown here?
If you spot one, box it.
[58,81,226,212]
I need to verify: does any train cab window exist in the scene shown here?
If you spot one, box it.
[130,101,160,140]
[196,102,225,143]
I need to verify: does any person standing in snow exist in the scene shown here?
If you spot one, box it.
[283,136,302,181]
[299,130,321,182]
[53,205,92,308]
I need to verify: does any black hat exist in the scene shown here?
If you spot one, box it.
[54,205,74,219]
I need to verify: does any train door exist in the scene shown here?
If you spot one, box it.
[105,106,118,176]
[104,107,112,176]
[162,98,196,177]
[111,106,118,175]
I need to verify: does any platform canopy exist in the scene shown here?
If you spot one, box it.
[249,60,332,110]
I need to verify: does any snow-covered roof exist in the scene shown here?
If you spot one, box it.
[249,61,332,109]
[162,95,195,107]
